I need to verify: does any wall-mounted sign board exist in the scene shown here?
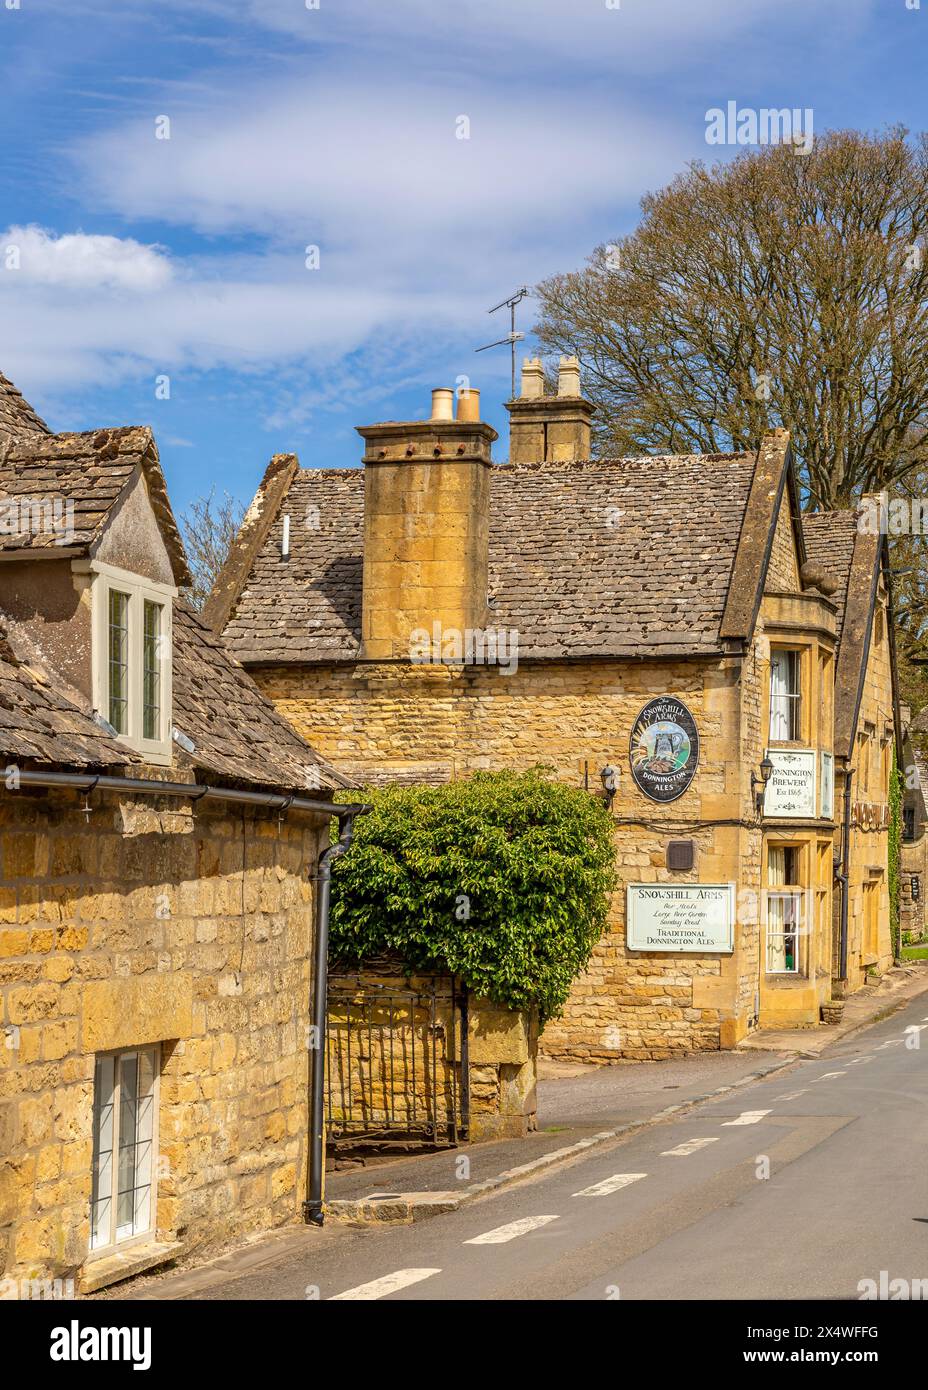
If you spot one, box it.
[626,883,735,953]
[764,748,816,818]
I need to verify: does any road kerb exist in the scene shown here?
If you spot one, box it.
[324,1056,798,1226]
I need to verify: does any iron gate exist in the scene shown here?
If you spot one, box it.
[325,973,468,1148]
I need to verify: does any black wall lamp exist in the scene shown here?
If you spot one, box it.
[751,754,775,815]
[600,764,619,808]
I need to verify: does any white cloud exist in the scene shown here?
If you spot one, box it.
[0,72,689,395]
[105,0,875,76]
[0,226,173,291]
[7,0,876,403]
[72,76,685,253]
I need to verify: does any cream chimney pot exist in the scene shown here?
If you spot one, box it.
[505,356,594,463]
[557,355,582,397]
[456,387,480,423]
[431,388,454,422]
[520,357,545,399]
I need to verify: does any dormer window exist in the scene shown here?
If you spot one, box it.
[91,561,174,765]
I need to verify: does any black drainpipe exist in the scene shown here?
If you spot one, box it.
[303,809,362,1226]
[838,766,854,986]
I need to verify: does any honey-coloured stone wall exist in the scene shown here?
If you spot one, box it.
[0,786,323,1288]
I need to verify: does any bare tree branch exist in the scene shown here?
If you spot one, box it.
[180,489,245,611]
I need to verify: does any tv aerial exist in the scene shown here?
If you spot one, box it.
[475,286,533,399]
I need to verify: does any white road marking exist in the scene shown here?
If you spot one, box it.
[774,1089,809,1100]
[721,1110,771,1126]
[572,1172,648,1196]
[330,1268,441,1300]
[877,1039,903,1049]
[905,1024,928,1035]
[464,1215,560,1244]
[660,1138,719,1157]
[811,1071,846,1081]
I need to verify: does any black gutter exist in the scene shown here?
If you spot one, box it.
[303,809,362,1227]
[7,767,361,819]
[838,765,854,987]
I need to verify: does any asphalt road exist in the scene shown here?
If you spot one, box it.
[192,995,928,1301]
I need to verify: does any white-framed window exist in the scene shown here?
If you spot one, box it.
[90,1046,159,1256]
[769,647,802,742]
[90,561,174,764]
[766,844,803,973]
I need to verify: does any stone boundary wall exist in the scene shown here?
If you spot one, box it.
[326,962,537,1145]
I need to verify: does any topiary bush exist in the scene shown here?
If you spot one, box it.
[331,769,616,1023]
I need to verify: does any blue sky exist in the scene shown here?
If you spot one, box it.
[0,0,925,519]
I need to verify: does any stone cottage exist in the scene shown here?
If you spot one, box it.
[209,360,900,1059]
[0,373,359,1293]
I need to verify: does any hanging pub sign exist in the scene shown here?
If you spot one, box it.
[629,696,699,803]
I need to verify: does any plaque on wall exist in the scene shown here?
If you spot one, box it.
[629,697,699,803]
[764,748,816,818]
[626,883,735,953]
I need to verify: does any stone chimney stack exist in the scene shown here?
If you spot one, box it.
[357,387,497,660]
[505,355,595,463]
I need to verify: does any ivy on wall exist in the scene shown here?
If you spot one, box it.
[889,743,902,959]
[331,769,617,1023]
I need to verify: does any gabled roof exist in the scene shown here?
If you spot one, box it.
[0,604,347,792]
[802,506,890,762]
[171,601,347,792]
[720,429,806,641]
[0,426,191,586]
[0,371,50,448]
[218,445,796,665]
[802,511,858,642]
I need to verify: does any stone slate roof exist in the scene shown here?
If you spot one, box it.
[802,510,858,642]
[222,453,760,664]
[171,601,346,791]
[0,604,346,792]
[0,426,190,585]
[0,369,346,793]
[0,620,141,770]
[0,371,50,448]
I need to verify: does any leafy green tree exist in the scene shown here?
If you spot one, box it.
[331,770,616,1023]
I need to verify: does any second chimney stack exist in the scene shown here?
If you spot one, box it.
[505,355,594,463]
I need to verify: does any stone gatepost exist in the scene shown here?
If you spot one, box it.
[467,998,538,1141]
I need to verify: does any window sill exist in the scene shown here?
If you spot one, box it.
[79,1239,183,1294]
